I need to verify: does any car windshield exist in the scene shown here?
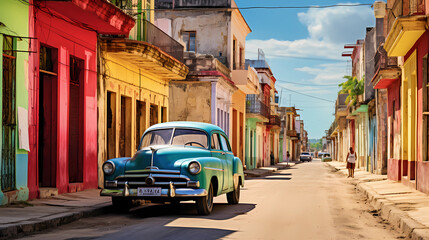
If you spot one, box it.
[301,152,310,155]
[140,128,208,149]
[324,154,331,157]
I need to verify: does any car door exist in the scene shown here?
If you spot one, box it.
[210,132,227,190]
[219,134,233,191]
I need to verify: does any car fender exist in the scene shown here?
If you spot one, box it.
[179,157,225,196]
[233,157,245,187]
[103,157,130,182]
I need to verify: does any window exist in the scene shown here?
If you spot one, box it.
[182,31,196,52]
[171,129,208,148]
[211,133,221,150]
[141,129,173,148]
[220,134,231,152]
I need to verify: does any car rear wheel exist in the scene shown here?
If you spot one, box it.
[226,179,240,204]
[196,182,214,215]
[112,197,132,212]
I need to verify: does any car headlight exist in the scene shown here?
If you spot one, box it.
[188,161,201,175]
[103,161,115,175]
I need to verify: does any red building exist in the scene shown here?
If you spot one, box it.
[27,0,134,199]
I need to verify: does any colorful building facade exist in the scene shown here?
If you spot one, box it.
[27,0,134,199]
[0,0,30,205]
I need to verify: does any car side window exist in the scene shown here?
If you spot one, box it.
[220,134,231,152]
[211,133,221,150]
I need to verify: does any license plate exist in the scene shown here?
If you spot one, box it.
[137,187,162,197]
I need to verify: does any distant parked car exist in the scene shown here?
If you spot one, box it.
[300,152,312,162]
[318,152,326,158]
[321,153,332,162]
[101,122,245,215]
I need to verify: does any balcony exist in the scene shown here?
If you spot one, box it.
[246,95,270,120]
[268,115,281,126]
[130,19,184,62]
[372,45,401,89]
[287,130,297,137]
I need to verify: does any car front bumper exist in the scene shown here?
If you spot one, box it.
[101,185,207,198]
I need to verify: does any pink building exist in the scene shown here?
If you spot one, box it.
[27,0,134,199]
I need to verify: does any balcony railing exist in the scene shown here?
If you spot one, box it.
[287,130,297,137]
[268,115,281,126]
[375,45,398,72]
[246,95,270,119]
[131,19,184,62]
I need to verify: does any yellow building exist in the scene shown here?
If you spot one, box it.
[97,10,188,186]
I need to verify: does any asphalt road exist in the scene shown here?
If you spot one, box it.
[21,160,404,240]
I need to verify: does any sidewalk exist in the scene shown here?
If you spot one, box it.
[0,189,111,240]
[326,161,429,240]
[244,161,298,178]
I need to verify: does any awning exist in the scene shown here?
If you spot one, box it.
[40,0,135,36]
[384,15,426,57]
[372,68,401,89]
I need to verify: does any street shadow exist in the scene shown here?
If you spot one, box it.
[127,202,256,221]
[73,218,236,240]
[255,177,292,181]
[271,173,292,176]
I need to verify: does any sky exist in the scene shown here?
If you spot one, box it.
[235,0,376,139]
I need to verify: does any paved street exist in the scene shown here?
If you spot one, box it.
[20,160,403,240]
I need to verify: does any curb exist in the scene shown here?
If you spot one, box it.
[244,163,296,179]
[0,202,111,240]
[326,162,429,240]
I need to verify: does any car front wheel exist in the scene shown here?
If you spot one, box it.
[196,182,214,215]
[227,179,240,204]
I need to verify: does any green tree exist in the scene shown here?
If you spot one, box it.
[338,75,364,106]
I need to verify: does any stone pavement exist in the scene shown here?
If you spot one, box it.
[0,189,111,239]
[327,161,429,240]
[244,161,298,178]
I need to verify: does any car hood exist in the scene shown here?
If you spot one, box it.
[125,145,211,172]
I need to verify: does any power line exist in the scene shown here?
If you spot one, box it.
[276,80,340,87]
[277,86,335,103]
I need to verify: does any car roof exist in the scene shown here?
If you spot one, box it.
[145,121,225,134]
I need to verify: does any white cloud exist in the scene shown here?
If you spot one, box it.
[295,63,346,85]
[298,4,374,44]
[245,4,374,60]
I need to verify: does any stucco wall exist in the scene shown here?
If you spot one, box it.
[169,81,212,123]
[156,11,230,64]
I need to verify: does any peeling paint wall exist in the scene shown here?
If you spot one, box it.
[156,11,230,63]
[169,81,212,123]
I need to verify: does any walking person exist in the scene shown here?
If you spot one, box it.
[346,147,357,178]
[286,151,290,166]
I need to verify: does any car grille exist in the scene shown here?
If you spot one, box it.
[115,173,190,188]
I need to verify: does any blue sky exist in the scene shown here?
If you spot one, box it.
[235,0,376,138]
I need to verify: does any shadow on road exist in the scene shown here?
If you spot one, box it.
[124,202,256,221]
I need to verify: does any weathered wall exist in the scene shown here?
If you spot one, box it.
[231,89,245,162]
[376,89,388,174]
[155,11,230,64]
[169,81,212,123]
[364,28,376,102]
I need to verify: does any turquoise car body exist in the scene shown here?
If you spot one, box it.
[101,122,245,201]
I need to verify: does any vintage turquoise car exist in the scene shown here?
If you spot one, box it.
[101,122,245,215]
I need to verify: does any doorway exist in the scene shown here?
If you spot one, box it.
[1,35,16,192]
[38,45,58,187]
[120,96,132,157]
[68,56,84,183]
[107,91,116,159]
[136,100,146,149]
